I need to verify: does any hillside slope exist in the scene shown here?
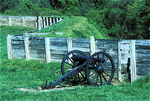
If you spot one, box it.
[38,16,108,39]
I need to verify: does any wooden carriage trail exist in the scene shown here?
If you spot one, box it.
[7,34,150,82]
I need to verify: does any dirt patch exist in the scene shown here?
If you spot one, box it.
[17,86,77,93]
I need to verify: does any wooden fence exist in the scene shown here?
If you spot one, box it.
[0,16,63,29]
[7,35,150,82]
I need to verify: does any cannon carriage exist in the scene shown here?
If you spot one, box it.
[41,50,115,89]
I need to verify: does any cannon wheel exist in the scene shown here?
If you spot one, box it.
[86,52,115,86]
[61,50,87,85]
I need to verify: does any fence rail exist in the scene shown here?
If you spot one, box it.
[7,35,150,82]
[0,16,64,29]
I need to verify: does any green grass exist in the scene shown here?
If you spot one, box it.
[0,25,150,101]
[1,61,150,100]
[38,16,109,39]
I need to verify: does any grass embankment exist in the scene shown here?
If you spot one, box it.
[38,16,109,39]
[0,26,150,100]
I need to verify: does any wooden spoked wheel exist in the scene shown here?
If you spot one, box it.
[61,50,87,85]
[86,52,115,86]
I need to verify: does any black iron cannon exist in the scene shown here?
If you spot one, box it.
[41,50,115,89]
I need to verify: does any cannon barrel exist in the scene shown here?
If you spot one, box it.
[71,55,105,63]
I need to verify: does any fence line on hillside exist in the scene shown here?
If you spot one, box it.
[0,16,64,29]
[7,35,150,82]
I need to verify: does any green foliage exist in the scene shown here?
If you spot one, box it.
[86,0,150,39]
[1,0,149,39]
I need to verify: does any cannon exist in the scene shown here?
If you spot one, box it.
[41,50,115,89]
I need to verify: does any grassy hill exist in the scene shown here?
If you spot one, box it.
[38,16,109,39]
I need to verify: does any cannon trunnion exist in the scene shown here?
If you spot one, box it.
[41,50,115,89]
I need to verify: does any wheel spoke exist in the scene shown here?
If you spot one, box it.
[88,71,97,77]
[102,58,109,67]
[103,71,111,77]
[104,68,113,71]
[67,56,75,65]
[79,71,84,78]
[92,58,98,67]
[64,67,72,69]
[101,73,107,82]
[88,67,97,70]
[103,62,111,68]
[100,54,104,65]
[96,74,98,84]
[65,62,74,67]
[99,73,102,85]
[92,72,98,82]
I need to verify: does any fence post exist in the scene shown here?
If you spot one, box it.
[8,17,11,26]
[45,37,51,63]
[130,40,136,82]
[22,17,25,27]
[38,16,42,30]
[24,37,30,60]
[7,35,12,59]
[49,17,52,25]
[56,18,59,22]
[46,17,49,26]
[118,41,122,81]
[43,17,46,28]
[90,36,96,55]
[67,37,72,52]
[53,17,55,24]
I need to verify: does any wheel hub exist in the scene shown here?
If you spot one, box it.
[97,66,104,73]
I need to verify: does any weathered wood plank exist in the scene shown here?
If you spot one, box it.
[29,36,45,40]
[50,41,67,47]
[12,40,24,45]
[51,45,67,49]
[51,50,67,55]
[30,53,45,58]
[30,49,45,54]
[11,36,24,40]
[29,46,45,50]
[12,44,25,49]
[72,47,90,52]
[30,57,45,61]
[136,49,150,54]
[50,37,67,42]
[136,45,150,50]
[136,40,150,46]
[72,38,90,43]
[72,43,90,48]
[136,68,150,76]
